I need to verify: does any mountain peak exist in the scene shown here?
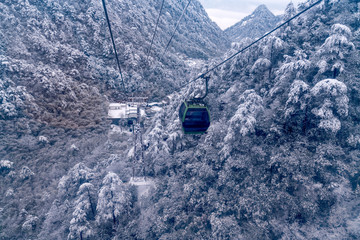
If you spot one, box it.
[253,4,271,14]
[225,4,280,42]
[251,4,274,18]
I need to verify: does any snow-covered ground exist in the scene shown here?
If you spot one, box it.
[129,177,156,197]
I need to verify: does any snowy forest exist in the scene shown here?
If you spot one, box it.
[1,0,360,239]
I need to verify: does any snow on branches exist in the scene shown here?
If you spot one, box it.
[226,90,264,139]
[221,90,264,158]
[0,77,35,119]
[96,172,131,226]
[68,183,96,240]
[317,24,355,78]
[285,80,310,118]
[0,160,14,172]
[58,163,95,199]
[310,79,348,133]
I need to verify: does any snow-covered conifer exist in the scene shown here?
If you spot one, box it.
[317,24,355,78]
[68,183,96,240]
[310,79,348,133]
[284,2,296,21]
[96,172,131,226]
[285,80,310,118]
[58,163,95,199]
[222,90,263,156]
[250,58,271,83]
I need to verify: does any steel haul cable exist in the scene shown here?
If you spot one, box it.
[101,0,126,92]
[163,0,192,55]
[147,0,166,61]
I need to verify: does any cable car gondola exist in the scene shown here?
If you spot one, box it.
[179,76,211,134]
[179,100,210,134]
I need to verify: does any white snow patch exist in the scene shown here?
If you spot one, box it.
[110,124,123,133]
[148,102,163,107]
[129,177,155,198]
[5,188,14,197]
[140,108,146,117]
[0,160,14,170]
[70,144,79,151]
[127,147,135,158]
[151,106,163,112]
[185,59,203,68]
[38,136,49,144]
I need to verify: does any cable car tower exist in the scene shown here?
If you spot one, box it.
[131,99,147,179]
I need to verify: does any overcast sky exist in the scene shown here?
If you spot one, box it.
[198,0,305,30]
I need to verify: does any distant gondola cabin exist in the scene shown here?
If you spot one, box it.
[179,101,210,134]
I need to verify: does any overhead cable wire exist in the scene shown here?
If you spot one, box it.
[183,0,323,88]
[147,0,166,61]
[162,0,192,55]
[101,0,126,92]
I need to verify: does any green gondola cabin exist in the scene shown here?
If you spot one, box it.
[179,101,210,134]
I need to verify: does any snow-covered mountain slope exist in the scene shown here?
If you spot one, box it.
[0,0,230,126]
[225,4,281,42]
[0,0,230,239]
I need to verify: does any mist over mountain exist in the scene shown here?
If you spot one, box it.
[225,4,281,42]
[1,0,360,239]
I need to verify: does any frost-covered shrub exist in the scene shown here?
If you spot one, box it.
[22,215,39,232]
[0,160,14,175]
[38,135,49,144]
[5,188,14,197]
[285,80,310,118]
[20,166,34,180]
[310,79,348,133]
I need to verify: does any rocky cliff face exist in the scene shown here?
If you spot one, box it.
[225,4,281,42]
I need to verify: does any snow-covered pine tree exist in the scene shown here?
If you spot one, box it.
[68,183,96,240]
[310,78,349,135]
[96,172,132,237]
[317,23,355,78]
